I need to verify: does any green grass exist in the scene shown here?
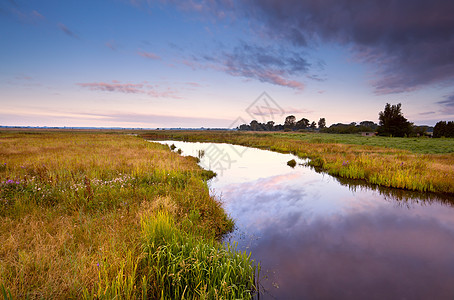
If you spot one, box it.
[140,211,256,299]
[271,132,454,154]
[0,130,257,299]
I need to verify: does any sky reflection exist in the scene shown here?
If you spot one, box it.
[157,141,454,299]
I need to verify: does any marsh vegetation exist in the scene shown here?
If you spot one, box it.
[0,131,257,299]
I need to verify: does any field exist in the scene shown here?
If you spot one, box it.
[141,131,454,194]
[271,132,454,154]
[0,131,257,299]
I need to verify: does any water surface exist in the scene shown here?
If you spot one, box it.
[158,141,454,299]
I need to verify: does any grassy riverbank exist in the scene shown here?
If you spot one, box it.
[0,131,256,299]
[141,131,454,194]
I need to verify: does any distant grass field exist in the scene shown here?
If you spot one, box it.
[0,131,257,299]
[271,132,454,154]
[142,130,454,194]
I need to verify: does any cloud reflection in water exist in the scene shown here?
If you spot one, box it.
[158,141,454,299]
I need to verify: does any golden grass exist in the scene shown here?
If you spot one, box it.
[0,131,255,299]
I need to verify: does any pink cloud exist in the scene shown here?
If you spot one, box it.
[186,82,202,87]
[58,23,79,39]
[138,51,161,60]
[77,82,144,94]
[77,81,182,99]
[147,87,182,99]
[263,71,305,90]
[31,10,45,20]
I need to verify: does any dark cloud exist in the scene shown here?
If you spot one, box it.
[57,23,79,39]
[237,0,454,94]
[160,0,454,94]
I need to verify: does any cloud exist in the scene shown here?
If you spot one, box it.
[15,74,33,81]
[234,0,454,94]
[436,94,454,114]
[221,43,309,90]
[3,3,46,24]
[246,106,312,117]
[76,81,182,98]
[190,42,309,90]
[77,82,144,94]
[58,23,79,39]
[105,40,117,50]
[138,51,161,60]
[31,10,44,20]
[185,82,202,87]
[160,0,454,94]
[419,111,435,115]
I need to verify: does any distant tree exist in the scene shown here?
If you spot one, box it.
[377,103,412,137]
[310,121,317,130]
[318,118,326,129]
[266,121,275,131]
[323,123,359,134]
[433,121,454,138]
[295,118,309,130]
[250,120,263,131]
[284,115,296,130]
[238,124,250,131]
[359,121,377,130]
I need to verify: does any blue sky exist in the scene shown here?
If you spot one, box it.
[1,0,453,128]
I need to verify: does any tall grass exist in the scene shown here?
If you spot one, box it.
[139,211,257,299]
[141,130,454,194]
[0,131,256,298]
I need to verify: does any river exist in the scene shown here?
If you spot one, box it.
[158,140,454,299]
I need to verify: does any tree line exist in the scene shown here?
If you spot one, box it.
[237,117,327,131]
[433,121,454,138]
[238,103,452,138]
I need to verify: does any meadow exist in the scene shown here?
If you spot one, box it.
[141,131,454,194]
[0,131,257,299]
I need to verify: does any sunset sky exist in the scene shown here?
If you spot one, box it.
[1,0,453,128]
